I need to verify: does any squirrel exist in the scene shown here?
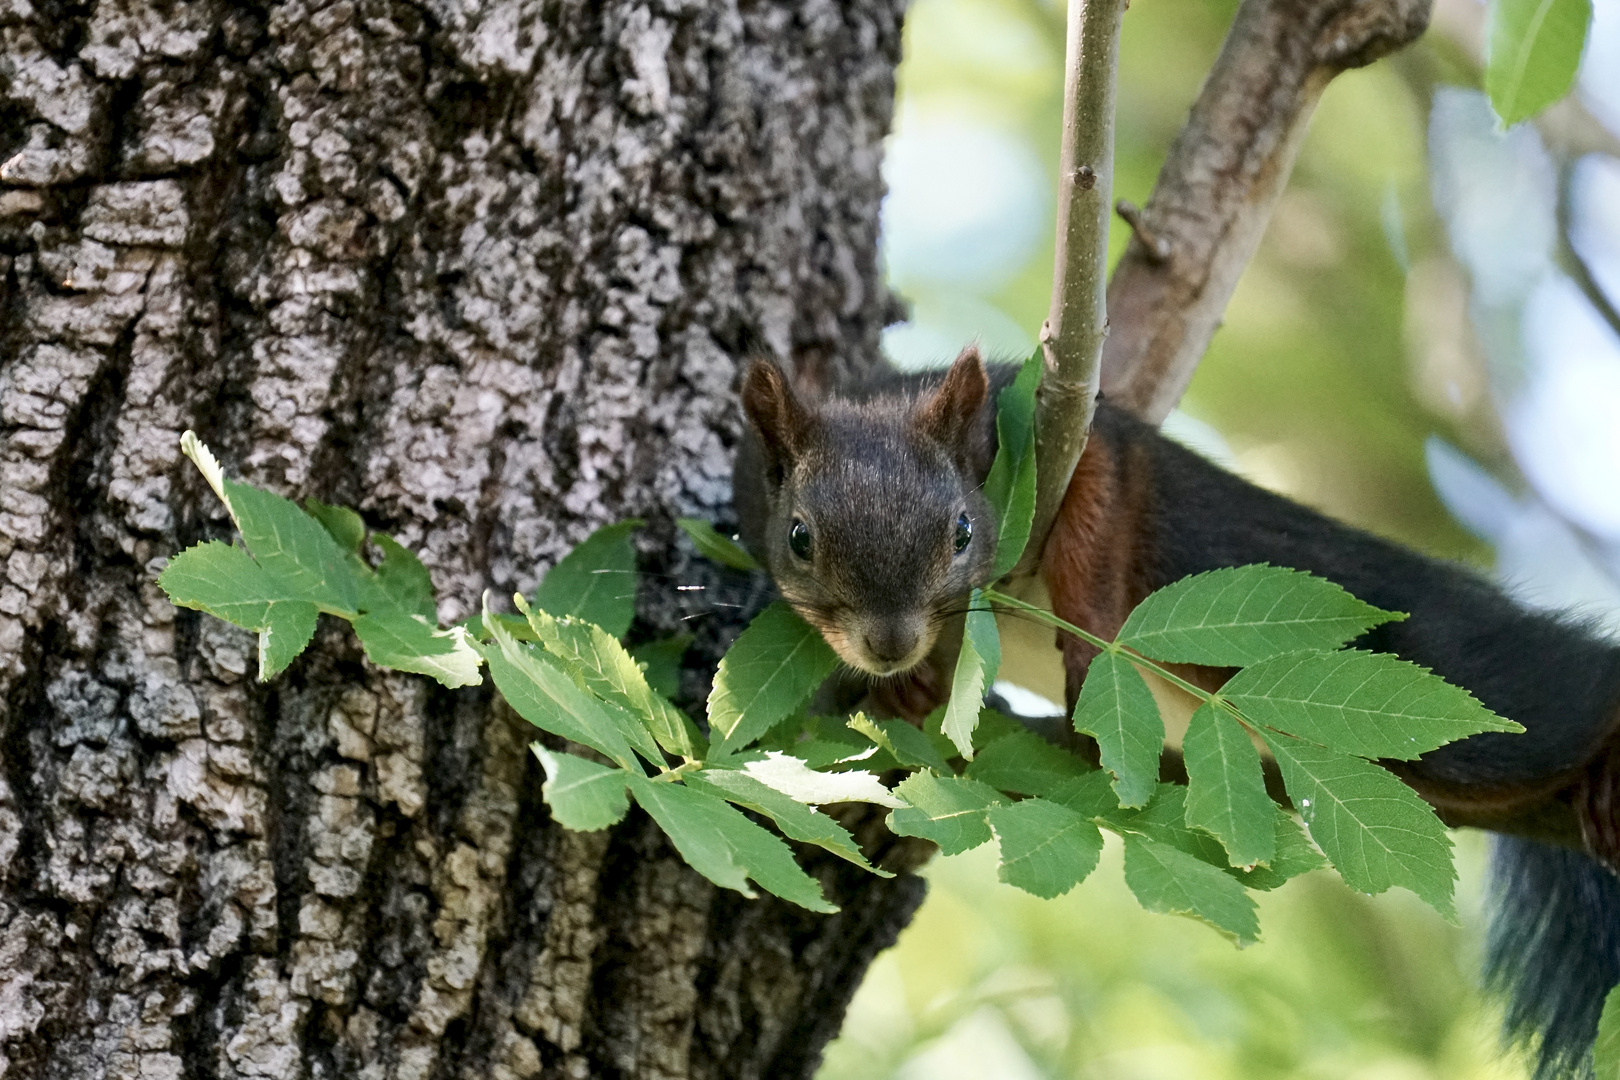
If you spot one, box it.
[734,342,1620,1080]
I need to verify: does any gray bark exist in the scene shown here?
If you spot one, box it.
[0,1,921,1077]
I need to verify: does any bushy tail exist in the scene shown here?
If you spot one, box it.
[1486,836,1620,1079]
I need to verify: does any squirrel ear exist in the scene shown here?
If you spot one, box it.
[915,343,991,469]
[741,359,815,485]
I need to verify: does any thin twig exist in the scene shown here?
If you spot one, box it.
[1556,163,1620,344]
[1019,0,1128,576]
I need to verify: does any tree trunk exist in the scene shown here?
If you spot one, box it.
[0,2,921,1077]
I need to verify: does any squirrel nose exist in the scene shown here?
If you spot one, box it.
[863,626,920,666]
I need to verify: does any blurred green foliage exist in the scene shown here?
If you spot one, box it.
[828,0,1533,1076]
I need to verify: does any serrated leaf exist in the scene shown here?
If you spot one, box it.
[157,540,320,680]
[630,634,691,699]
[627,774,837,912]
[676,518,759,571]
[886,772,1004,855]
[372,534,437,621]
[1594,984,1620,1078]
[741,751,903,807]
[1072,649,1162,808]
[481,597,643,772]
[688,769,891,876]
[1111,784,1326,892]
[983,350,1041,576]
[521,601,704,758]
[1183,703,1274,868]
[1224,649,1521,760]
[1123,833,1260,945]
[351,611,483,689]
[848,715,952,773]
[534,520,644,638]
[942,592,1000,759]
[966,730,1092,797]
[988,796,1104,898]
[1486,0,1593,126]
[1117,566,1401,666]
[532,745,630,830]
[1045,770,1126,818]
[709,602,839,752]
[1264,733,1456,918]
[305,498,365,553]
[223,478,362,615]
[1241,811,1329,891]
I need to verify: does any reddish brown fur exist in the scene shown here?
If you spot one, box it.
[1041,425,1161,707]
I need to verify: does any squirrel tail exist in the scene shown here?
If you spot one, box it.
[1486,835,1620,1078]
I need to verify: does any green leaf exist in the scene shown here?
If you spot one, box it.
[688,769,892,876]
[372,535,437,621]
[1223,649,1521,760]
[350,610,483,689]
[521,601,704,758]
[304,498,365,553]
[983,350,1041,577]
[1242,811,1329,891]
[1122,833,1260,946]
[1116,566,1401,666]
[630,634,691,699]
[1110,784,1326,892]
[988,796,1104,899]
[627,774,837,913]
[708,602,840,752]
[849,715,952,774]
[942,591,999,759]
[1486,0,1593,126]
[1072,649,1162,808]
[157,540,320,680]
[532,745,630,830]
[1264,733,1457,919]
[886,772,1004,855]
[965,730,1092,798]
[1045,770,1127,819]
[1182,703,1274,868]
[1594,983,1620,1078]
[533,520,644,638]
[676,518,759,571]
[223,478,362,615]
[480,597,644,772]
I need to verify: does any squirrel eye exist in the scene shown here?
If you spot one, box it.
[789,518,812,561]
[954,512,973,554]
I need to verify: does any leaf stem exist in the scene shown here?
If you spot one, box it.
[981,587,1217,707]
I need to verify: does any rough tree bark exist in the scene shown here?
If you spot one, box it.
[0,2,923,1077]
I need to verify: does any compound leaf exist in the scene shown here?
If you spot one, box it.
[628,774,837,913]
[1123,833,1260,946]
[983,350,1041,577]
[224,478,361,615]
[352,610,483,688]
[157,540,319,680]
[1117,565,1400,666]
[1265,733,1457,919]
[989,796,1104,898]
[887,772,1004,855]
[709,603,839,752]
[1224,649,1520,760]
[966,730,1093,798]
[688,769,891,876]
[534,520,644,638]
[1072,649,1162,808]
[532,745,630,831]
[1486,0,1593,126]
[305,498,365,553]
[942,592,999,759]
[676,518,759,571]
[1182,703,1274,868]
[630,634,691,699]
[372,534,437,621]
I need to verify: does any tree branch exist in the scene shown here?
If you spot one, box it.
[1100,0,1432,424]
[1023,0,1127,572]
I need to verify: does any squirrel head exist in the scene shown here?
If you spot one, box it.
[737,344,1000,677]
